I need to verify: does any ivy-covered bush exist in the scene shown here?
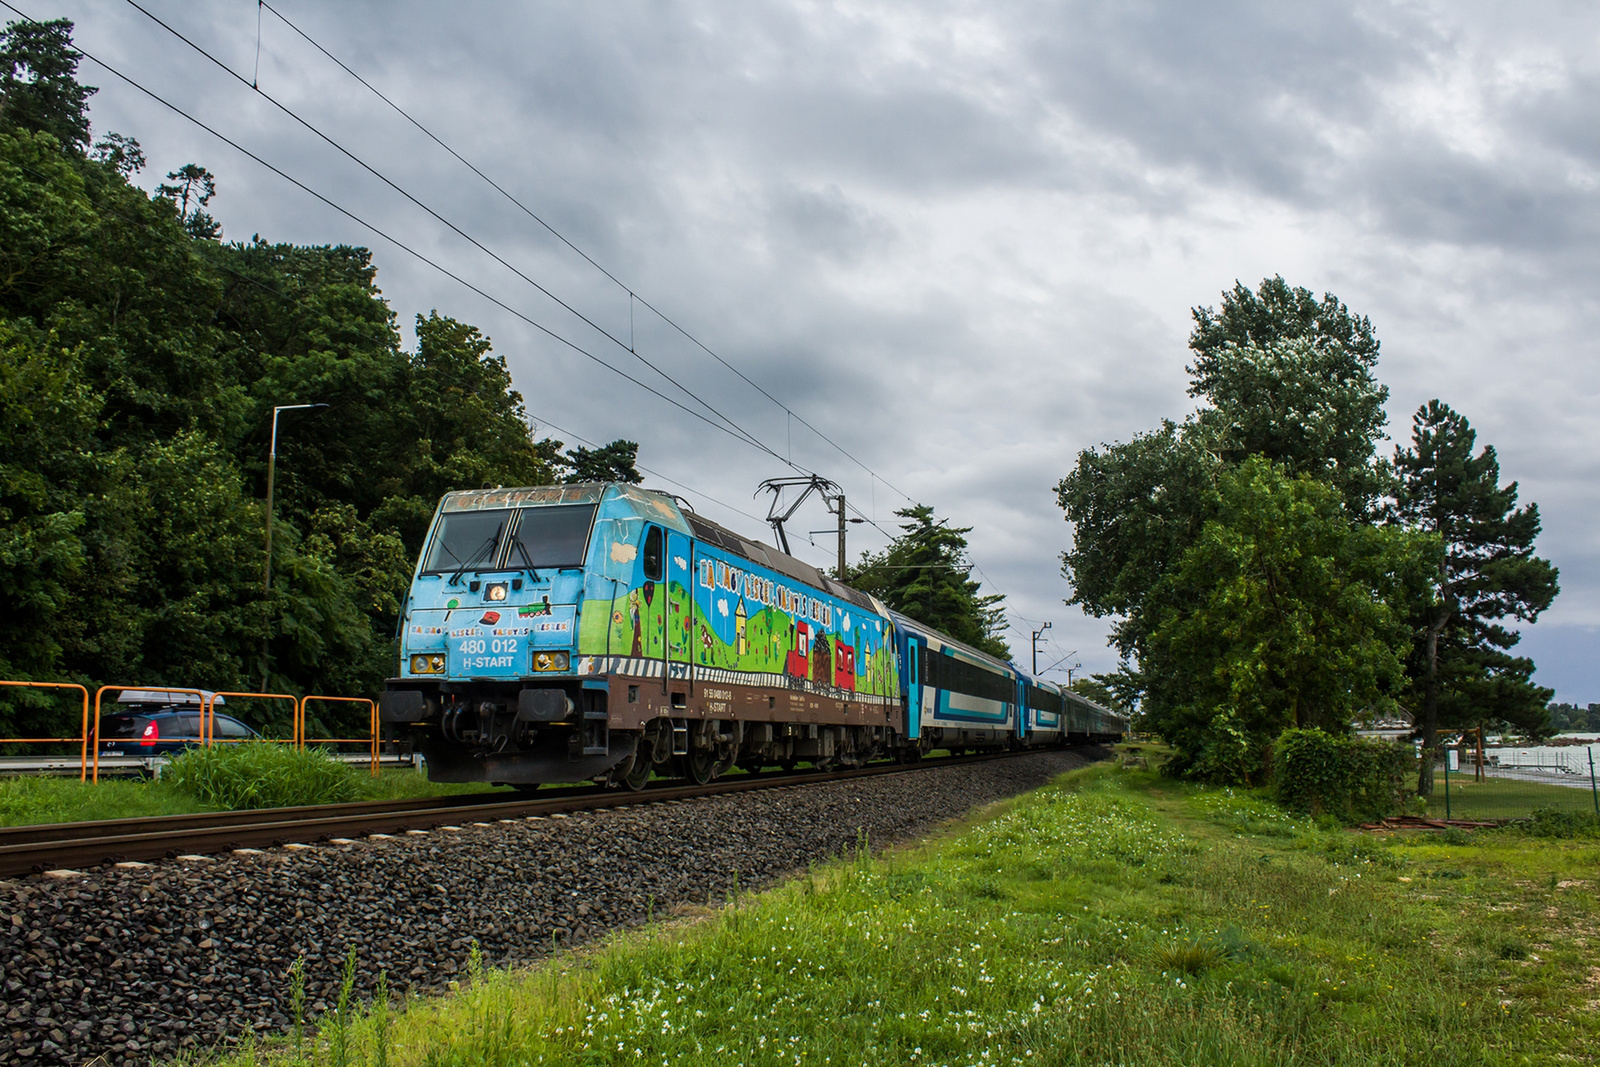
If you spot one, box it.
[1272,728,1412,823]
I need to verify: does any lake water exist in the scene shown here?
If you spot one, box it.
[1480,733,1600,774]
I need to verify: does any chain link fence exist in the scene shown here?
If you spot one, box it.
[1424,744,1600,821]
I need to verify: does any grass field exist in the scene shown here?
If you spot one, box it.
[0,761,504,827]
[1424,771,1599,820]
[202,758,1600,1067]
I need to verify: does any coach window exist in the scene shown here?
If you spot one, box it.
[642,526,664,582]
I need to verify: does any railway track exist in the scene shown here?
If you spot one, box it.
[0,752,1018,877]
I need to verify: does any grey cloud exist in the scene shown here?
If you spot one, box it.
[45,0,1600,695]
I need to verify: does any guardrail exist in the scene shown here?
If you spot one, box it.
[199,691,299,746]
[0,681,92,781]
[300,696,379,776]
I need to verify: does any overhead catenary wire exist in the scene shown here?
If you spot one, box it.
[252,0,917,508]
[8,1,1027,614]
[527,412,769,528]
[121,0,793,471]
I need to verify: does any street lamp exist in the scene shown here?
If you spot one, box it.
[262,403,327,690]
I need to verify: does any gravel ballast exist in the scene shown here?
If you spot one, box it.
[0,748,1103,1065]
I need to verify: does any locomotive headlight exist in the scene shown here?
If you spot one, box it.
[410,654,447,675]
[485,582,508,602]
[532,651,570,672]
[429,654,445,673]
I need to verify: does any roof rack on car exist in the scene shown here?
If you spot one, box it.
[115,689,225,706]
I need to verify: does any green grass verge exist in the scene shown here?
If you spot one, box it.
[0,760,504,826]
[204,763,1598,1066]
[1424,773,1600,820]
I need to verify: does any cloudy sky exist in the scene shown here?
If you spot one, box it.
[25,0,1600,700]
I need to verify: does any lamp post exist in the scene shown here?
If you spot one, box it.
[261,403,327,690]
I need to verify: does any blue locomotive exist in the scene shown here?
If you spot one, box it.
[379,482,1124,788]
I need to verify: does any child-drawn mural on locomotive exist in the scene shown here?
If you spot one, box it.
[576,541,899,703]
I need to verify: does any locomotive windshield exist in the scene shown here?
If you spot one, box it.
[421,504,597,575]
[505,505,596,569]
[423,509,508,574]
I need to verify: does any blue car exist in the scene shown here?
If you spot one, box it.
[97,690,258,756]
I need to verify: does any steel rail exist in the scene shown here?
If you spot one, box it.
[0,751,1034,877]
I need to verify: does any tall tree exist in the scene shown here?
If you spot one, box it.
[1059,277,1395,704]
[558,439,643,484]
[0,18,93,151]
[1142,457,1432,782]
[1393,401,1559,792]
[849,505,1011,660]
[155,163,220,239]
[0,19,587,730]
[1190,277,1390,512]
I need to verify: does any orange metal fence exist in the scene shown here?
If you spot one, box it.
[200,691,299,746]
[91,685,209,783]
[300,696,380,776]
[0,681,92,780]
[5,680,388,782]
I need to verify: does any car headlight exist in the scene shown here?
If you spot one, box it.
[532,651,570,672]
[485,582,508,602]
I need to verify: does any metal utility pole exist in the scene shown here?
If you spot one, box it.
[836,492,846,577]
[262,403,327,690]
[1031,621,1051,675]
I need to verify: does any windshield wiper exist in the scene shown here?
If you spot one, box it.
[510,537,541,584]
[448,527,503,586]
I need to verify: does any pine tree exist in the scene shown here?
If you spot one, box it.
[1393,401,1559,792]
[849,505,1010,659]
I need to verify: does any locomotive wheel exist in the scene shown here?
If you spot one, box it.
[621,754,652,791]
[686,747,717,785]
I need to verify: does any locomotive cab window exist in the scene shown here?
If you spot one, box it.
[642,525,664,581]
[422,509,509,574]
[506,504,597,570]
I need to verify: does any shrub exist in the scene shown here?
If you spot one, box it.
[1272,728,1412,824]
[1508,808,1600,839]
[163,741,361,809]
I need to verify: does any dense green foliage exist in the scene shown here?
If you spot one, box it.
[162,741,361,810]
[1058,276,1557,784]
[1393,400,1559,791]
[848,504,1011,659]
[0,20,637,738]
[1272,727,1412,822]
